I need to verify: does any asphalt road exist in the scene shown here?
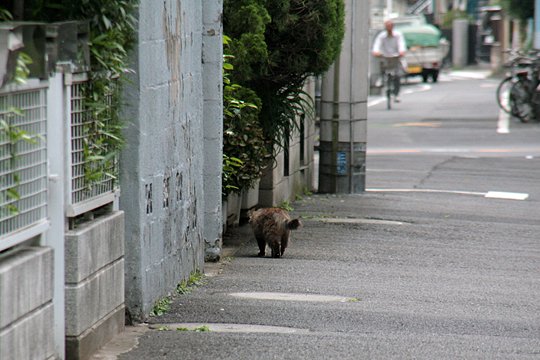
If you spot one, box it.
[113,69,540,360]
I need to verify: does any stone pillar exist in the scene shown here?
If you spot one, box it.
[318,0,369,194]
[202,0,223,261]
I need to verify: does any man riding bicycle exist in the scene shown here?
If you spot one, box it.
[372,19,407,102]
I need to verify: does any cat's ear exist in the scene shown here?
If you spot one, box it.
[288,219,302,230]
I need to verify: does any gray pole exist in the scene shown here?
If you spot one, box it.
[452,18,469,67]
[318,0,370,193]
[535,0,540,49]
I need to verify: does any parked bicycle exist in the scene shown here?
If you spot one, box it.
[379,56,402,110]
[496,49,540,123]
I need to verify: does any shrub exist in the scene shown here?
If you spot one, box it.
[222,37,271,196]
[223,0,345,156]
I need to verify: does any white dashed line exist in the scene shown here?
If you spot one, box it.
[484,191,529,200]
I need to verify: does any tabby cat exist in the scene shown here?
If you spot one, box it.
[249,207,302,258]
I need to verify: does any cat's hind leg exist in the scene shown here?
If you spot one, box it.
[256,236,266,257]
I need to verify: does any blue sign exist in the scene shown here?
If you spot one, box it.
[337,152,347,175]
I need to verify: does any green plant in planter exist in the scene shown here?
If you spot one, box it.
[222,36,271,197]
[222,154,243,197]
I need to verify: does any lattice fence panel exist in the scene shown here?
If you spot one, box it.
[69,80,117,209]
[0,88,47,237]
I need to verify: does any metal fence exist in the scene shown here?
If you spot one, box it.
[66,76,118,217]
[0,73,119,248]
[0,82,48,247]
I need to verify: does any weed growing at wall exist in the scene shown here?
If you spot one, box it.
[150,296,172,317]
[176,270,206,295]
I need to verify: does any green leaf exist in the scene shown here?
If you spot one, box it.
[7,188,20,200]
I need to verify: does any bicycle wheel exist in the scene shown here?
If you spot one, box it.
[386,73,392,110]
[496,76,514,115]
[510,79,533,122]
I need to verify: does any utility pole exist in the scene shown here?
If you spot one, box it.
[318,0,370,193]
[387,0,393,17]
[535,0,540,49]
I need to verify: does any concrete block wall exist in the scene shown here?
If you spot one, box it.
[64,211,125,360]
[121,0,207,321]
[0,246,54,360]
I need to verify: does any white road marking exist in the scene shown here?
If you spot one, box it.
[152,323,310,334]
[366,188,486,196]
[318,218,405,225]
[445,70,492,80]
[497,89,511,134]
[367,97,387,107]
[230,292,354,303]
[484,191,529,200]
[368,84,431,107]
[366,188,529,201]
[367,147,540,155]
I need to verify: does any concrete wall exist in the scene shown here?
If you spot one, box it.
[64,211,125,360]
[202,0,223,261]
[120,0,208,321]
[0,247,54,360]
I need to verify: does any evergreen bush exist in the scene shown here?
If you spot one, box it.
[223,0,345,156]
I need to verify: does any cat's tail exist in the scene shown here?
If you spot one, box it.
[287,218,302,230]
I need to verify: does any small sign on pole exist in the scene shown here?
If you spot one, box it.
[337,151,347,175]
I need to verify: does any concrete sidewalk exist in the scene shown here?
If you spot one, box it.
[93,155,540,359]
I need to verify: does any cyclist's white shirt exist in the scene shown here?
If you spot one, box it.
[372,30,407,57]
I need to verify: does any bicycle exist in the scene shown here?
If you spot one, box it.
[496,50,540,122]
[379,56,402,110]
